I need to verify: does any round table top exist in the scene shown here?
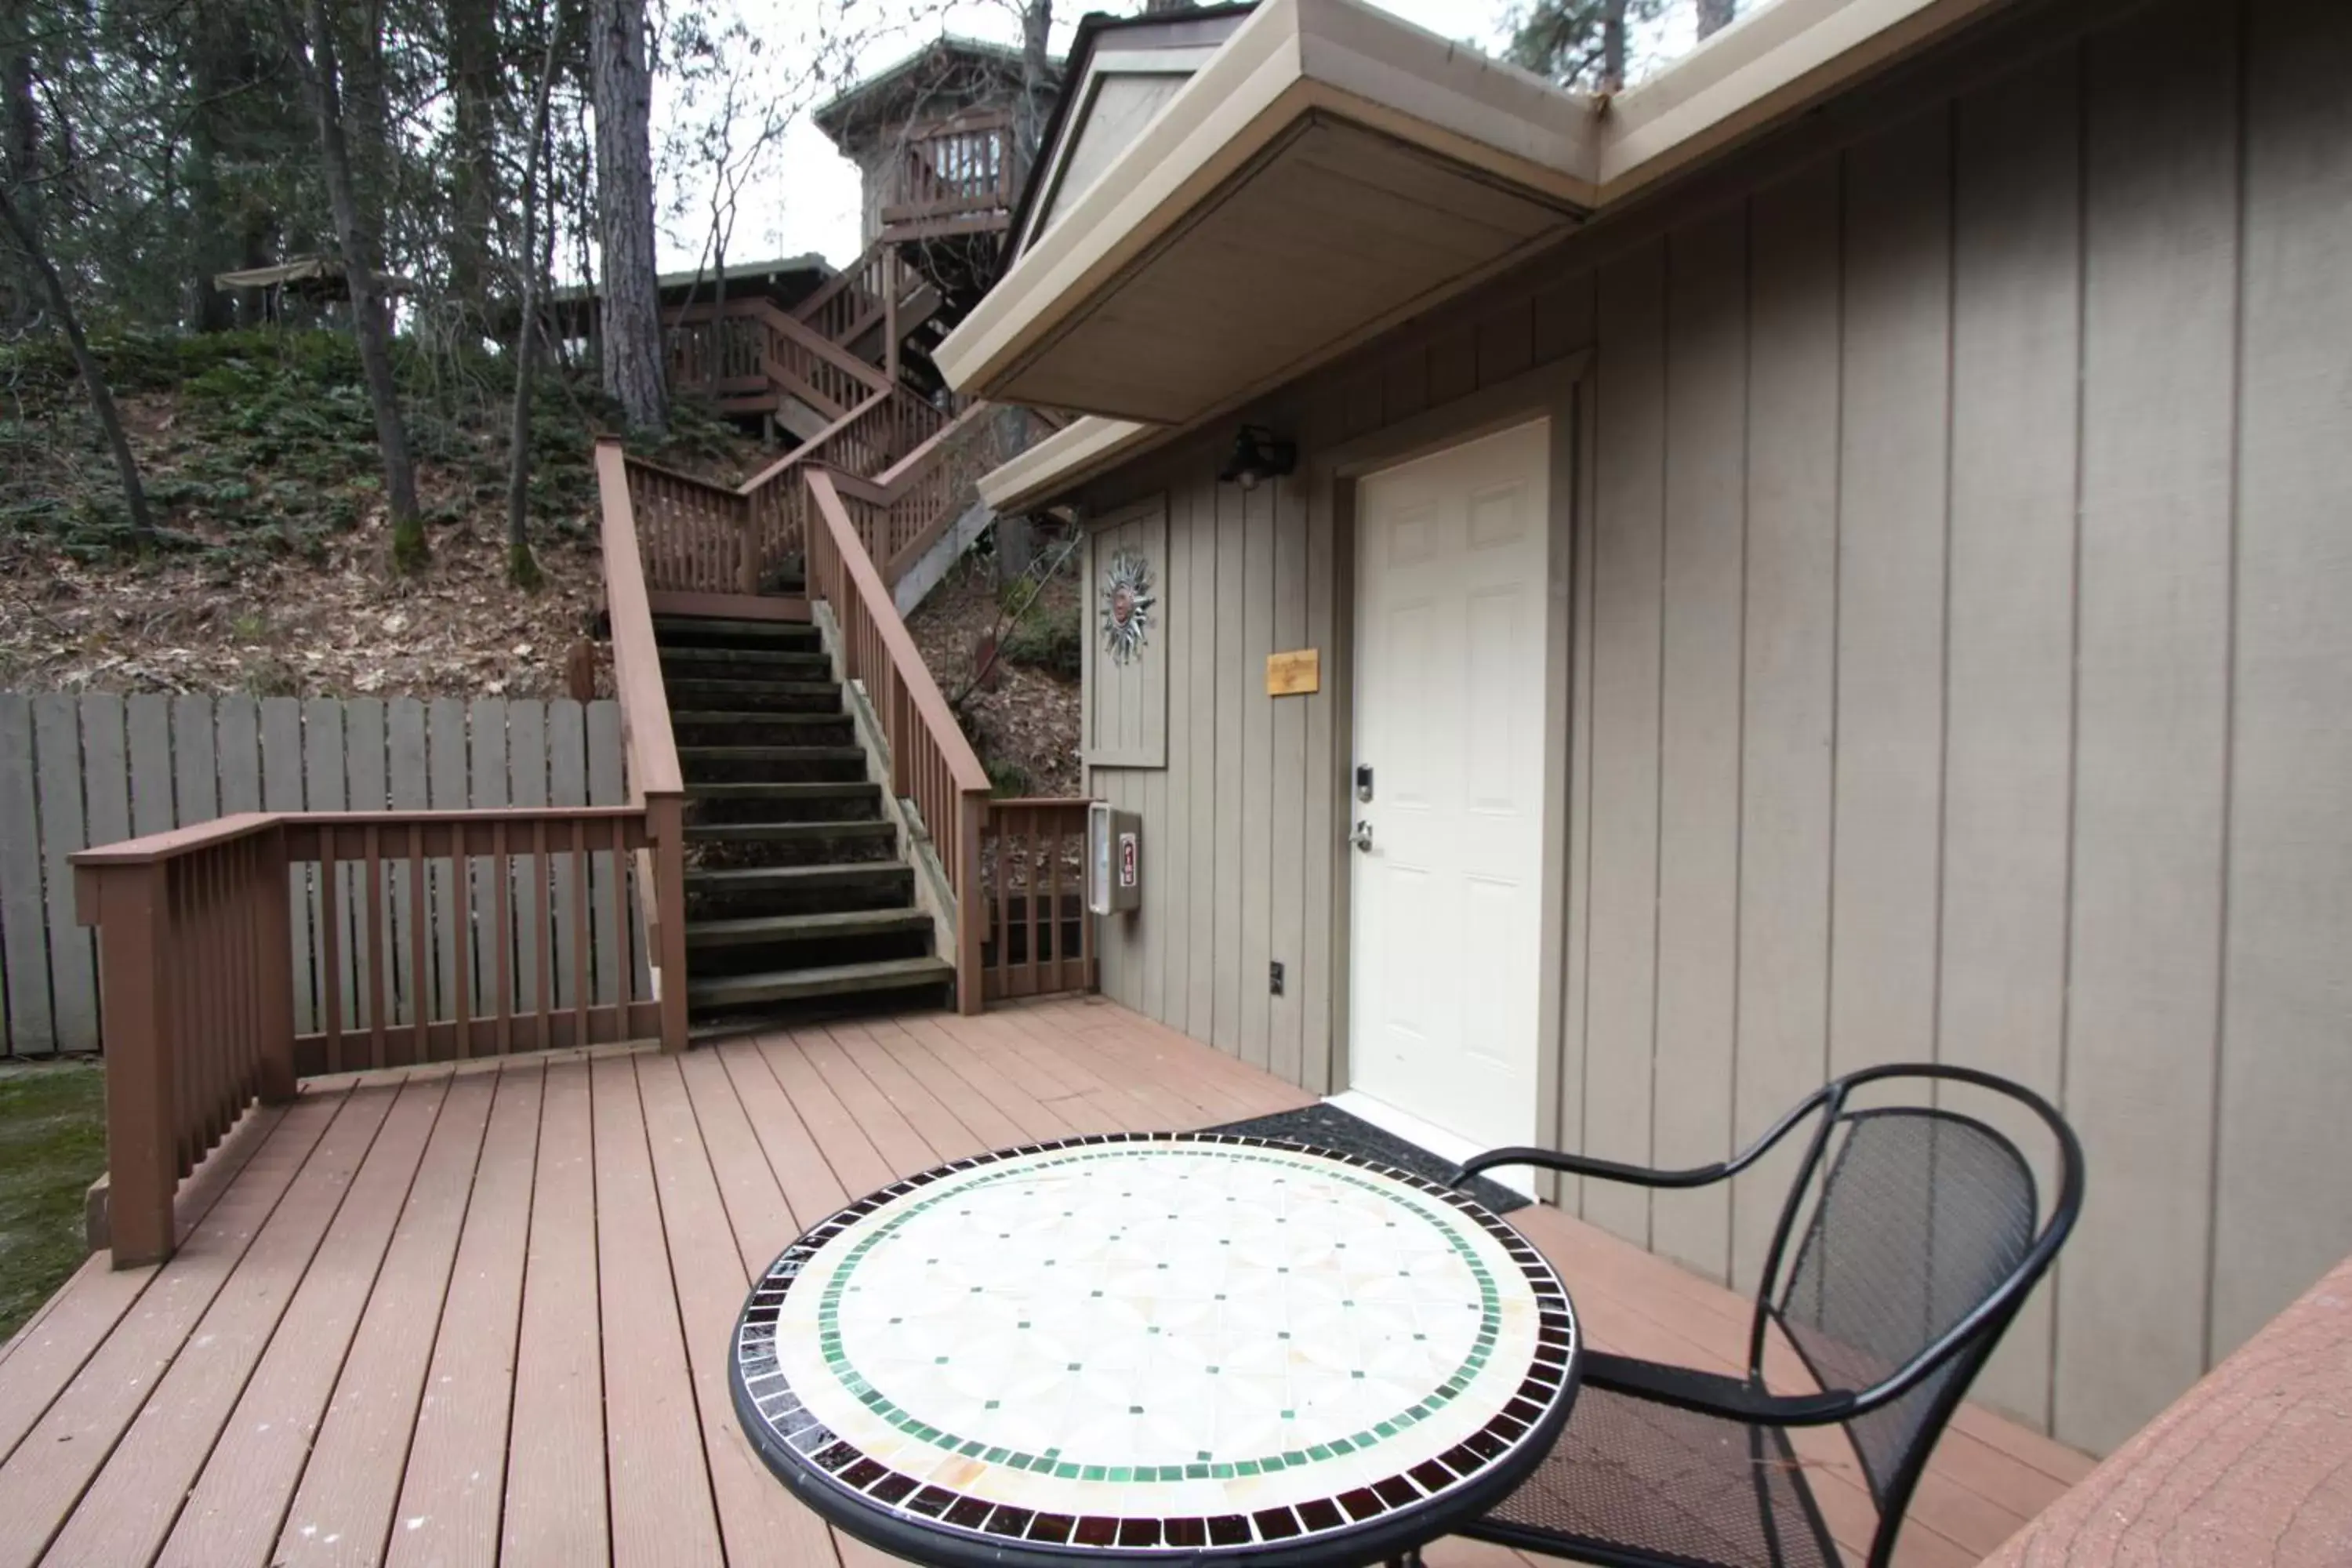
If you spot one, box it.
[730,1132,1581,1566]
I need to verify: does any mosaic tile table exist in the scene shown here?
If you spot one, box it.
[730,1133,1582,1566]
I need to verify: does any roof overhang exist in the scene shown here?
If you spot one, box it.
[936,0,1601,428]
[978,419,1163,513]
[965,0,2022,509]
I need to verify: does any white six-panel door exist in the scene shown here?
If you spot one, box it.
[1348,419,1551,1153]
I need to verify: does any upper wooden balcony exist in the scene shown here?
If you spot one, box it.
[880,111,1023,242]
[0,996,2099,1568]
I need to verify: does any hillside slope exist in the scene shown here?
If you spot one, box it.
[0,330,760,699]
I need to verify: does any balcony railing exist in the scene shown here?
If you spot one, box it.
[880,111,1021,230]
[73,804,676,1265]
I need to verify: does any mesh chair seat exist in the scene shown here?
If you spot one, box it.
[1473,1373,1841,1568]
[1446,1066,2085,1568]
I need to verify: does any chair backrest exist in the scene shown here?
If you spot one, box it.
[1746,1067,2082,1564]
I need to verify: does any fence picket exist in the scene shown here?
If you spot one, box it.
[260,697,313,1033]
[3,691,641,1058]
[0,696,52,1054]
[507,701,547,1014]
[174,694,220,822]
[427,697,467,1029]
[548,700,586,1011]
[347,699,392,1033]
[468,698,509,1016]
[41,696,103,1051]
[586,699,633,1002]
[388,698,429,1028]
[127,693,175,837]
[303,697,357,1033]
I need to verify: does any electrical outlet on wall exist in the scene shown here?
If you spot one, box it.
[1269,961,1285,996]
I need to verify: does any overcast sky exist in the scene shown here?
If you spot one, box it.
[656,0,1707,273]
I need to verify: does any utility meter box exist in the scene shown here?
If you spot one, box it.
[1087,803,1142,916]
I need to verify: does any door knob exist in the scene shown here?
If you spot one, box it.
[1349,820,1374,853]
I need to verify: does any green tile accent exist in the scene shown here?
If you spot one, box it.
[795,1138,1530,1485]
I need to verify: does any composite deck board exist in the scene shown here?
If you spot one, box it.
[797,1026,948,1171]
[267,1069,499,1568]
[753,1029,899,1200]
[0,1102,285,1462]
[385,1059,545,1568]
[821,1020,1007,1160]
[590,1053,725,1567]
[499,1059,607,1567]
[637,1054,843,1568]
[0,1002,2086,1566]
[30,1083,403,1568]
[160,1073,474,1566]
[715,1038,854,1230]
[675,1049,808,1278]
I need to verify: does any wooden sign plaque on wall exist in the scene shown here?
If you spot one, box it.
[1266,648,1321,696]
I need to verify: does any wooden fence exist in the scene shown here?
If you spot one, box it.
[0,692,643,1058]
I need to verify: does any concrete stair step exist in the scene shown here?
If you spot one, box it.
[671,710,850,730]
[679,746,865,765]
[682,818,895,844]
[687,955,954,1008]
[684,862,911,895]
[652,615,818,645]
[686,781,879,803]
[684,909,932,948]
[659,645,832,671]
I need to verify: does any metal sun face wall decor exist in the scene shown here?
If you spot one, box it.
[1099,548,1156,666]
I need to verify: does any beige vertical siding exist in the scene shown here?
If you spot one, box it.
[1077,0,2352,1456]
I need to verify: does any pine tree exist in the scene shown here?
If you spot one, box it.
[589,0,665,434]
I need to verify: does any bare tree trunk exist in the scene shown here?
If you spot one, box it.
[505,0,564,589]
[1014,0,1052,171]
[0,181,154,542]
[1697,0,1737,42]
[277,0,426,572]
[445,0,502,325]
[1602,0,1628,92]
[590,0,665,434]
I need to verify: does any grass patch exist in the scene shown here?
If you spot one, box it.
[0,1062,107,1344]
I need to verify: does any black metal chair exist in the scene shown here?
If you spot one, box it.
[1445,1063,2084,1568]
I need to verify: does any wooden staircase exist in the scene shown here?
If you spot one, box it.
[660,612,956,1017]
[596,207,1092,1029]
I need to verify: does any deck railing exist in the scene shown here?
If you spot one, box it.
[667,297,895,423]
[619,387,979,601]
[72,804,673,1267]
[881,112,1020,227]
[593,440,691,1054]
[792,242,919,352]
[978,800,1096,1003]
[805,466,993,1013]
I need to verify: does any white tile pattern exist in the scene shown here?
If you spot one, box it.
[733,1135,1579,1559]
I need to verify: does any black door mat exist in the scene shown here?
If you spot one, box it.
[1201,1102,1530,1214]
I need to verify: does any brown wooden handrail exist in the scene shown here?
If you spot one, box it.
[595,438,691,1051]
[804,466,992,1014]
[74,804,677,1267]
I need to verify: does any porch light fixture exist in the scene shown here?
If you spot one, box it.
[1218,425,1296,491]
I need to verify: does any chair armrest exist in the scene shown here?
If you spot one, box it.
[1450,1085,1840,1193]
[1450,1146,1744,1192]
[1582,1352,1857,1427]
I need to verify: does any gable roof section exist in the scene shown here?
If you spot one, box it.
[1004,5,1261,258]
[958,0,2032,510]
[814,35,1052,145]
[938,0,1600,426]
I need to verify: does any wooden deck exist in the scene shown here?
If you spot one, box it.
[0,998,2089,1567]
